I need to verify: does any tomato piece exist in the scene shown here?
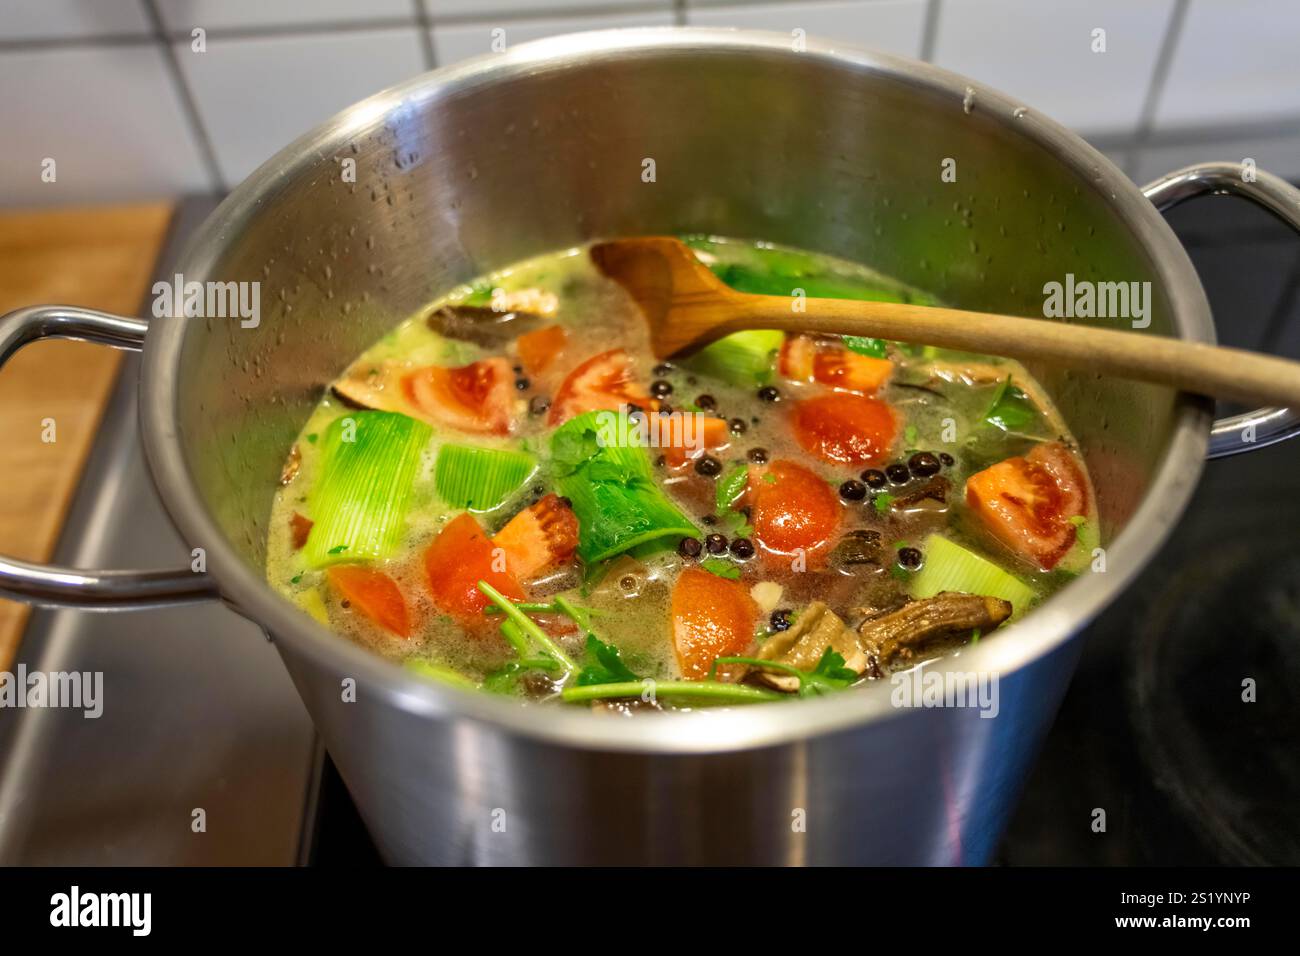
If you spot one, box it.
[653,413,731,469]
[671,567,759,680]
[790,392,896,465]
[402,358,514,435]
[423,512,525,622]
[548,349,654,425]
[289,511,313,551]
[779,334,893,394]
[326,565,411,638]
[492,493,580,580]
[748,460,842,564]
[965,441,1089,571]
[515,324,568,376]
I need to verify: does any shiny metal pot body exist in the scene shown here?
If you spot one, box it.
[4,30,1300,864]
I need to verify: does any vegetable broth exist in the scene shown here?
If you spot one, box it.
[267,237,1097,708]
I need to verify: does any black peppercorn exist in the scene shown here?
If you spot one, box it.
[677,537,702,559]
[897,546,923,569]
[729,537,755,559]
[909,451,942,477]
[728,417,747,435]
[747,447,769,464]
[695,394,717,411]
[701,514,718,526]
[695,455,723,478]
[757,385,781,402]
[770,609,793,631]
[839,479,867,501]
[650,379,673,398]
[652,363,674,377]
[705,533,728,554]
[515,378,530,391]
[939,452,955,467]
[861,468,887,488]
[885,462,911,484]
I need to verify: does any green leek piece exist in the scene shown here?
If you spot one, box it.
[680,329,784,386]
[550,410,698,563]
[303,411,430,568]
[434,442,537,512]
[909,534,1036,613]
[715,464,749,513]
[405,659,479,690]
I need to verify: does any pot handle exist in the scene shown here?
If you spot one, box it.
[0,305,219,609]
[1143,162,1300,458]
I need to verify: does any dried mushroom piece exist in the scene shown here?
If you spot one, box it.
[858,592,1011,672]
[426,303,546,349]
[756,601,866,692]
[331,362,405,413]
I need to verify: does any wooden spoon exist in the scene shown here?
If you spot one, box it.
[590,236,1300,408]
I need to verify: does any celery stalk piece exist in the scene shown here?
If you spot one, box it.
[909,533,1036,614]
[303,411,431,568]
[550,410,698,563]
[434,443,537,512]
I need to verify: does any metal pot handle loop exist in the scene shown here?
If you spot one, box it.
[1143,162,1300,458]
[0,305,219,609]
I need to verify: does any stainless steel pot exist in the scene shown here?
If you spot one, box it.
[3,29,1300,865]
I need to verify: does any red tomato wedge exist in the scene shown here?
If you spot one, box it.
[492,493,580,580]
[790,392,896,465]
[654,414,731,469]
[671,567,759,680]
[402,358,514,435]
[326,565,411,638]
[779,334,893,394]
[965,441,1089,571]
[748,460,842,564]
[515,324,568,376]
[548,349,654,425]
[424,512,525,622]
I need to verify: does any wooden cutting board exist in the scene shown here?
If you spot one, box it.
[0,203,174,669]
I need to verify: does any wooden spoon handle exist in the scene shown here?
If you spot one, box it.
[734,295,1300,408]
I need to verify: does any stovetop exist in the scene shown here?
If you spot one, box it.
[3,190,1297,867]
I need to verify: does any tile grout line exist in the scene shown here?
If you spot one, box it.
[920,0,941,63]
[413,0,438,70]
[1125,0,1190,180]
[138,0,227,194]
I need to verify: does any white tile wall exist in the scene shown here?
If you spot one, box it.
[426,0,662,18]
[1154,0,1300,131]
[2,0,1300,206]
[0,44,210,205]
[0,0,151,41]
[686,0,928,59]
[434,9,675,65]
[176,28,427,185]
[932,0,1175,139]
[155,0,416,32]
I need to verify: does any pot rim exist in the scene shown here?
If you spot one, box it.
[139,27,1213,754]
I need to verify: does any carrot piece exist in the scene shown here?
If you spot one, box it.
[515,324,568,375]
[290,511,313,551]
[748,460,842,565]
[326,565,411,637]
[424,512,525,622]
[492,493,580,580]
[671,567,759,680]
[790,392,896,465]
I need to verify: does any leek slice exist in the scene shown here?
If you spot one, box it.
[303,411,430,568]
[434,443,537,512]
[681,329,784,386]
[550,410,698,563]
[909,533,1036,614]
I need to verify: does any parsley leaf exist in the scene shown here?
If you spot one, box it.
[576,634,641,686]
[700,557,742,580]
[983,375,1039,432]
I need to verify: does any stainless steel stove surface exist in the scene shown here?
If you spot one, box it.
[1,193,1296,867]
